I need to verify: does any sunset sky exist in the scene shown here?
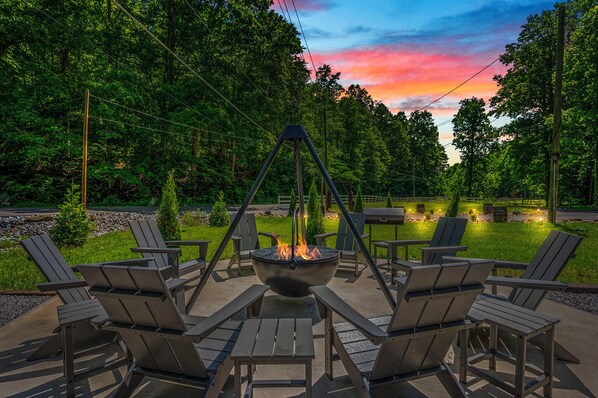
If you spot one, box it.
[273,0,556,163]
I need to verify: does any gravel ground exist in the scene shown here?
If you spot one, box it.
[547,291,598,315]
[0,295,50,327]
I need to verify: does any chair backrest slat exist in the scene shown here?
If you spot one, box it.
[78,264,207,378]
[21,234,90,304]
[336,213,365,251]
[426,217,468,264]
[370,260,493,380]
[232,213,260,251]
[509,231,582,310]
[129,220,168,267]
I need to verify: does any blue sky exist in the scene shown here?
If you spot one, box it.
[274,0,556,163]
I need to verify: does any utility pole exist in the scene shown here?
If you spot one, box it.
[548,6,565,223]
[320,107,327,212]
[82,89,90,208]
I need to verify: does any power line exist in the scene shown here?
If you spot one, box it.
[289,0,317,76]
[112,0,273,138]
[417,57,500,111]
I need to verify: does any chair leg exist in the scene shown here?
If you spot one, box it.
[437,362,468,398]
[111,366,144,398]
[227,254,237,270]
[28,332,63,361]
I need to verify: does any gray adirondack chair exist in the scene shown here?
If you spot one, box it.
[444,230,583,363]
[77,263,269,398]
[315,213,369,276]
[129,219,209,310]
[227,213,279,275]
[20,234,141,362]
[386,217,468,282]
[311,260,495,397]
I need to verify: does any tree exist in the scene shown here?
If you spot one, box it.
[157,170,181,240]
[287,188,297,217]
[209,191,230,227]
[50,183,94,247]
[354,184,364,213]
[452,97,495,196]
[408,111,447,195]
[446,190,461,217]
[385,191,393,208]
[306,181,324,244]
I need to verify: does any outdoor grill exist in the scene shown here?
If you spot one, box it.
[252,246,339,297]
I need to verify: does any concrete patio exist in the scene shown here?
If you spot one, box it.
[0,260,596,398]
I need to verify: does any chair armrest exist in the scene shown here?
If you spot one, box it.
[78,258,154,270]
[315,232,337,246]
[186,284,270,340]
[310,285,388,345]
[165,278,189,292]
[231,235,241,253]
[361,233,370,239]
[443,256,528,270]
[486,276,568,291]
[386,239,431,246]
[38,280,87,292]
[258,231,280,246]
[131,247,181,255]
[166,240,210,260]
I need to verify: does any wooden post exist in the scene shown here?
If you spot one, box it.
[548,6,565,223]
[82,89,90,207]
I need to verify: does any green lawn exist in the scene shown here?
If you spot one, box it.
[1,217,596,291]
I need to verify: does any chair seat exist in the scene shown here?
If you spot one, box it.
[333,316,391,377]
[339,250,357,259]
[180,259,207,274]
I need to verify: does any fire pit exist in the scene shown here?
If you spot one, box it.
[252,246,339,297]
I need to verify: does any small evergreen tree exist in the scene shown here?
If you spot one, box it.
[287,188,297,217]
[354,184,364,213]
[446,190,461,217]
[157,170,181,240]
[385,191,393,208]
[50,183,93,247]
[306,181,325,244]
[209,191,230,227]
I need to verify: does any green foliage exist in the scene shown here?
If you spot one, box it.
[306,181,324,244]
[354,184,364,213]
[385,192,393,208]
[446,190,461,217]
[157,171,181,240]
[50,184,93,247]
[209,191,230,227]
[181,210,206,227]
[287,188,297,217]
[424,212,432,220]
[470,214,477,222]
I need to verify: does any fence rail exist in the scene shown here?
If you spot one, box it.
[277,195,544,207]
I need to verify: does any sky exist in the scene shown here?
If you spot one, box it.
[272,0,556,164]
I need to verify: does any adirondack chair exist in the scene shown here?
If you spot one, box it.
[129,219,209,309]
[20,234,150,362]
[444,230,583,363]
[227,212,279,275]
[315,213,369,276]
[311,260,495,397]
[77,263,269,398]
[383,217,468,283]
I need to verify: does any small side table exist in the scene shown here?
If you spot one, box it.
[460,295,560,398]
[231,318,314,398]
[57,300,127,398]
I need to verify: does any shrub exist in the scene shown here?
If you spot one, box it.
[445,190,460,217]
[287,188,297,217]
[209,191,230,227]
[157,170,181,240]
[424,211,432,221]
[385,192,393,208]
[306,181,325,244]
[50,184,93,247]
[470,213,478,222]
[354,184,364,213]
[430,208,435,215]
[181,210,206,227]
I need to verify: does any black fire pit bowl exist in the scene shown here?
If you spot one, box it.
[251,246,339,297]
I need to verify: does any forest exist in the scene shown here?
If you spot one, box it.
[0,0,596,207]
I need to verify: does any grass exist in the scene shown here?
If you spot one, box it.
[1,217,597,291]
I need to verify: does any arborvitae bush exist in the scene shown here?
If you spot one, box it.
[209,191,230,227]
[386,191,393,208]
[446,190,461,217]
[354,184,364,213]
[50,184,93,247]
[287,188,297,217]
[306,181,324,244]
[157,170,182,240]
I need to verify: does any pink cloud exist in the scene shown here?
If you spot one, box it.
[311,45,505,116]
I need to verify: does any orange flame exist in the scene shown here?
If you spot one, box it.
[275,237,321,261]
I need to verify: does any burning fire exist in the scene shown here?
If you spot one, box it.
[275,237,321,261]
